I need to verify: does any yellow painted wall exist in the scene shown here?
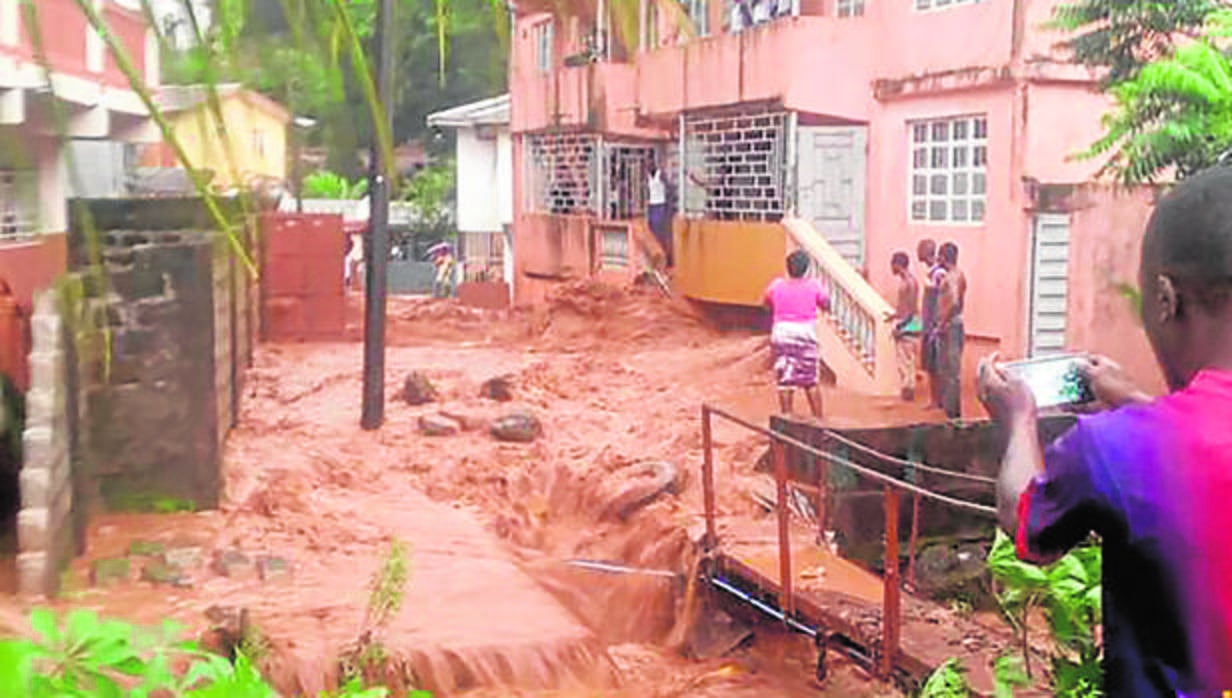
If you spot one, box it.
[673,218,788,306]
[172,94,288,188]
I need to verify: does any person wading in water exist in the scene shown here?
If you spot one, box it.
[764,250,831,419]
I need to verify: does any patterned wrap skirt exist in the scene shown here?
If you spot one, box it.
[771,320,820,388]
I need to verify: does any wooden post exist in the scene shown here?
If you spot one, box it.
[880,486,901,679]
[774,439,794,619]
[701,406,717,548]
[907,492,921,590]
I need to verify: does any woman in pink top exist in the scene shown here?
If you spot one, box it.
[764,250,832,418]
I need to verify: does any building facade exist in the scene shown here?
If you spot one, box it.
[0,0,159,309]
[428,94,515,297]
[508,0,1152,395]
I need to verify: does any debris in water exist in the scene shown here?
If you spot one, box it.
[401,371,438,406]
[480,375,514,402]
[419,414,461,436]
[490,411,542,442]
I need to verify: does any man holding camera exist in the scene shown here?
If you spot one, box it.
[977,168,1232,695]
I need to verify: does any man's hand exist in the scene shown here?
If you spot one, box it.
[977,353,1037,423]
[1081,354,1152,409]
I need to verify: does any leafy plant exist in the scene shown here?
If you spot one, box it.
[340,539,412,686]
[303,170,371,199]
[919,658,970,698]
[0,608,433,697]
[1081,9,1232,184]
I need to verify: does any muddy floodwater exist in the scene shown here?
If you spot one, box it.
[0,282,965,696]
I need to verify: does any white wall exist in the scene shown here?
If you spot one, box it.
[36,136,67,233]
[456,126,512,233]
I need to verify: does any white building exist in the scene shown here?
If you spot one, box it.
[427,94,513,296]
[148,0,212,51]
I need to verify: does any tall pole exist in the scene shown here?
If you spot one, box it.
[361,0,395,430]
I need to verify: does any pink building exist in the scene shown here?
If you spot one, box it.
[509,0,1163,395]
[0,0,159,309]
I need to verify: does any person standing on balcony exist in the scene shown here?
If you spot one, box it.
[937,242,966,419]
[918,239,946,408]
[764,250,832,419]
[977,167,1232,695]
[646,160,673,268]
[886,252,922,402]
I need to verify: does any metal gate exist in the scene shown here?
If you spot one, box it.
[796,126,867,269]
[1029,213,1071,356]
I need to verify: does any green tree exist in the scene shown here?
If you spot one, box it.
[1083,10,1232,184]
[1050,0,1221,85]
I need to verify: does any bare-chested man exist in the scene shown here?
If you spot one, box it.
[918,239,946,408]
[937,242,967,419]
[886,252,921,401]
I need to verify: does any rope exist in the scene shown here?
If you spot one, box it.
[818,428,997,486]
[703,405,998,518]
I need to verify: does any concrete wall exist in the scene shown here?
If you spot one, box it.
[457,127,514,234]
[673,218,786,306]
[1067,186,1166,394]
[16,291,72,596]
[0,0,152,88]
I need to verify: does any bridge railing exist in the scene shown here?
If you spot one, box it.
[699,404,996,679]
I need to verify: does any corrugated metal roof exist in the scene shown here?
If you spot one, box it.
[426,94,510,128]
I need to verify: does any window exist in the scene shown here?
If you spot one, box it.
[0,171,39,239]
[599,227,629,269]
[682,108,789,222]
[914,0,981,10]
[909,115,987,224]
[525,133,598,215]
[252,130,266,159]
[601,143,656,219]
[684,0,709,37]
[837,0,864,17]
[533,20,553,74]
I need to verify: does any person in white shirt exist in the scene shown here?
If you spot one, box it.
[646,160,672,268]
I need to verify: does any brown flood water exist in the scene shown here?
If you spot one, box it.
[0,282,966,696]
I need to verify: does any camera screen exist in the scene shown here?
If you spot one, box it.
[1003,356,1095,409]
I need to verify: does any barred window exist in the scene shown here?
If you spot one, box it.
[683,0,710,37]
[0,170,38,239]
[908,115,987,224]
[524,133,598,215]
[459,231,505,282]
[533,20,554,74]
[837,0,864,17]
[601,143,656,220]
[682,109,788,222]
[914,0,982,11]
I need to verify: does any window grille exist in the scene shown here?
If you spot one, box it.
[533,20,554,74]
[459,231,505,282]
[681,108,789,222]
[908,114,987,224]
[683,0,710,37]
[600,143,656,220]
[914,0,981,11]
[524,132,599,215]
[724,0,793,32]
[837,0,865,17]
[0,170,38,239]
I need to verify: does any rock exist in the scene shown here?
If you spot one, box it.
[128,540,166,557]
[257,555,291,582]
[401,372,438,406]
[164,546,204,569]
[490,412,542,443]
[141,560,189,587]
[419,414,461,437]
[479,375,514,402]
[914,541,989,599]
[90,557,131,587]
[439,409,489,432]
[214,549,257,580]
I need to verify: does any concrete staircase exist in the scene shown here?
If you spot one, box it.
[782,217,900,398]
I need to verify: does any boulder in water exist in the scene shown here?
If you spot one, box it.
[419,414,461,437]
[402,372,438,406]
[490,412,542,443]
[480,375,514,402]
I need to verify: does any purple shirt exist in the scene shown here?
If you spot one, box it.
[1018,370,1232,696]
[764,277,830,324]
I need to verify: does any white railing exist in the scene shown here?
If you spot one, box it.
[782,216,898,395]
